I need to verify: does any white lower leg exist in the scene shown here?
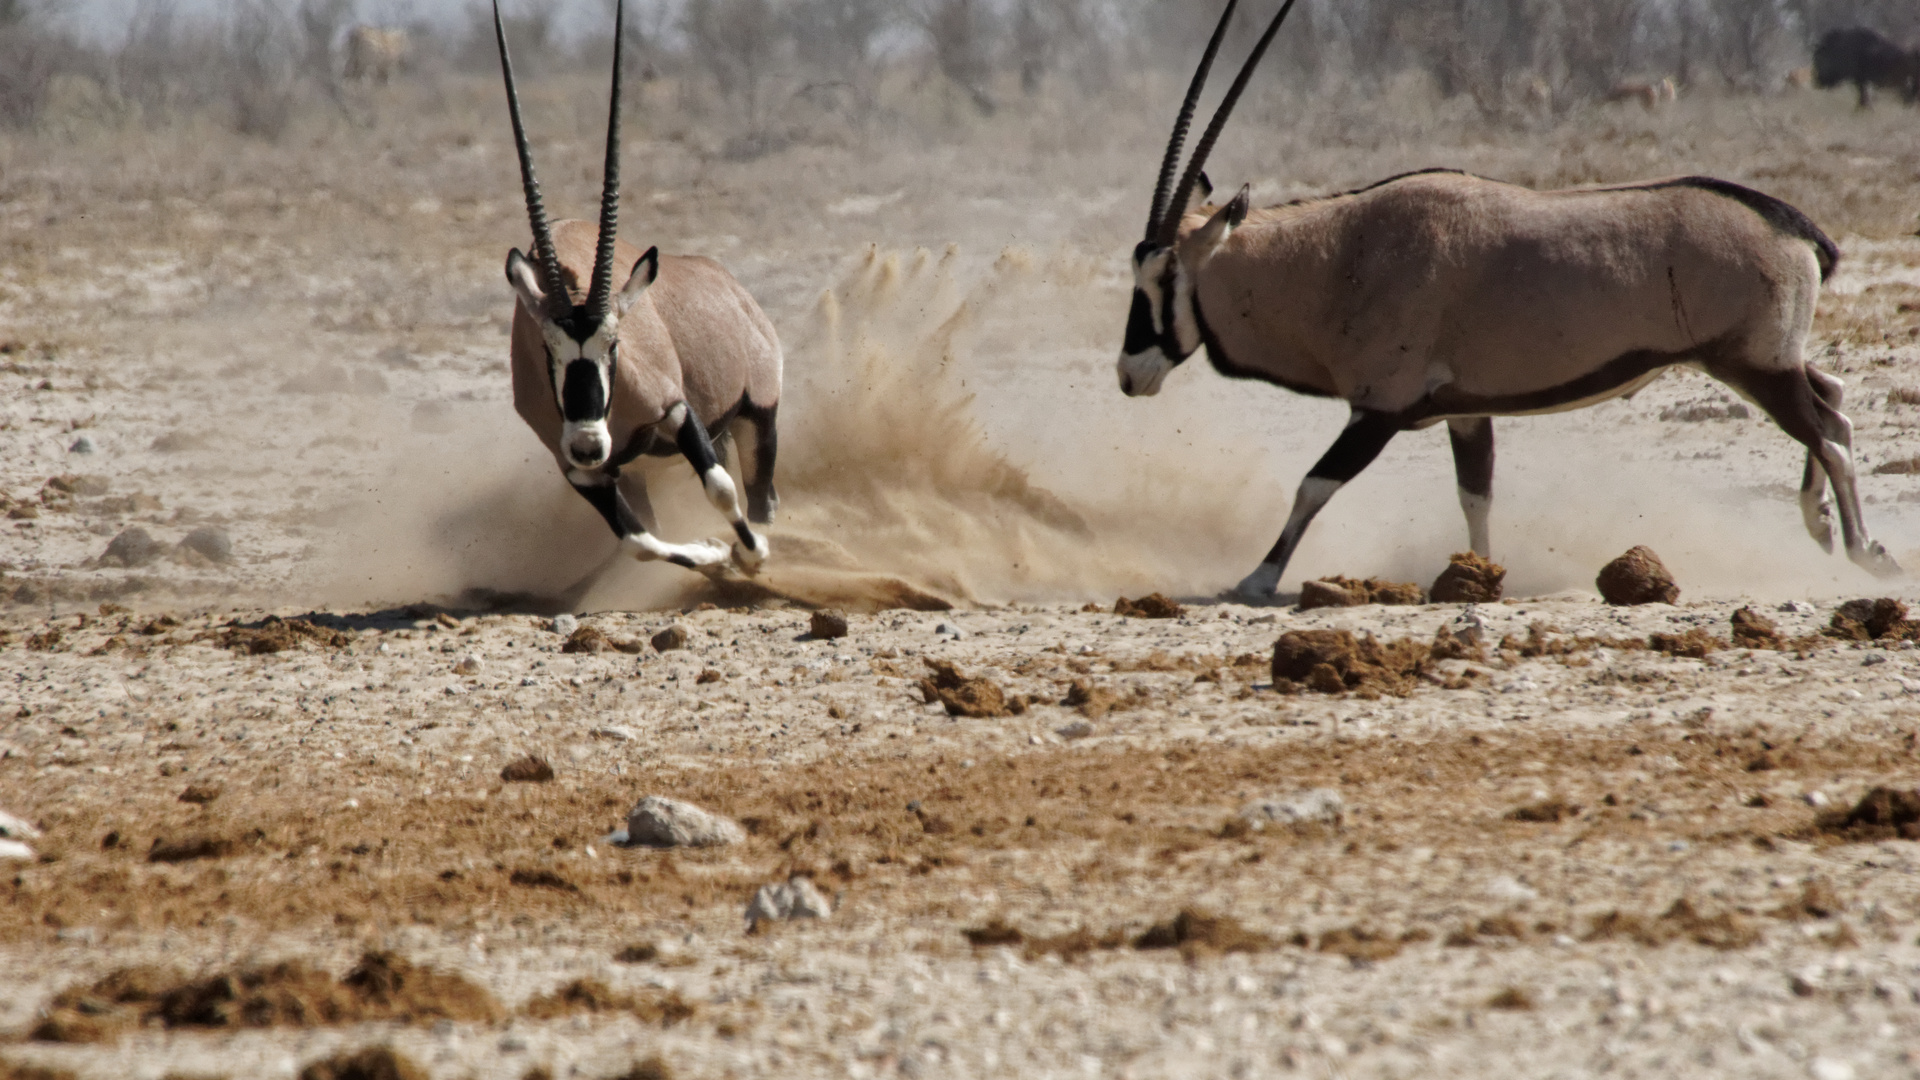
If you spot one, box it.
[1458,488,1491,556]
[699,465,769,570]
[623,531,731,568]
[1236,477,1343,599]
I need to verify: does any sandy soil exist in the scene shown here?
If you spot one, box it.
[2,79,1920,1079]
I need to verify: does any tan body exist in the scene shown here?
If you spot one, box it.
[1179,171,1816,420]
[1604,77,1677,109]
[510,220,781,470]
[344,27,410,84]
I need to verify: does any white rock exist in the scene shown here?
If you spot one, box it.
[1450,606,1489,644]
[69,434,96,454]
[1238,788,1344,830]
[1485,875,1539,902]
[593,725,637,741]
[624,795,745,848]
[1779,601,1816,614]
[745,877,832,925]
[0,839,35,861]
[1501,676,1539,694]
[0,809,42,840]
[552,613,579,636]
[1804,791,1830,808]
[453,655,482,676]
[934,622,964,639]
[1809,1058,1856,1080]
[1055,720,1094,740]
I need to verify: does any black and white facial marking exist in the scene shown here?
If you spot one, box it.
[1117,243,1200,397]
[506,246,659,470]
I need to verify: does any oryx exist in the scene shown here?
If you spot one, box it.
[494,0,780,580]
[1119,0,1899,600]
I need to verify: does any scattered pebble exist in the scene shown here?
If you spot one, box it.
[69,434,96,454]
[1804,791,1830,808]
[452,655,481,675]
[1779,600,1816,614]
[745,877,832,926]
[934,622,964,639]
[1238,788,1345,830]
[623,795,745,848]
[592,725,636,741]
[1055,720,1094,740]
[1485,876,1539,902]
[651,624,690,652]
[1809,1059,1857,1080]
[551,613,579,637]
[500,755,555,783]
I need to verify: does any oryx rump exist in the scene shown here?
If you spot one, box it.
[495,0,781,585]
[1119,0,1898,600]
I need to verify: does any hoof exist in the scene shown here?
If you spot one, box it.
[1854,541,1904,579]
[732,536,769,575]
[1231,564,1283,601]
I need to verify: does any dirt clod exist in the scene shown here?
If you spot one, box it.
[609,1058,674,1080]
[1132,909,1273,958]
[1583,899,1759,950]
[296,1047,429,1080]
[1059,678,1123,718]
[1271,629,1431,697]
[1428,551,1505,603]
[220,617,351,655]
[179,526,233,564]
[1827,598,1920,642]
[1813,785,1920,841]
[1313,925,1403,962]
[148,835,231,863]
[1299,576,1425,609]
[1730,607,1783,649]
[1113,593,1183,619]
[500,755,554,783]
[1596,546,1679,605]
[920,658,1022,717]
[1487,987,1535,1011]
[1770,879,1843,921]
[177,784,221,805]
[809,610,849,639]
[1505,798,1579,823]
[520,979,695,1025]
[1647,628,1724,658]
[963,919,1027,947]
[562,627,610,654]
[651,625,690,652]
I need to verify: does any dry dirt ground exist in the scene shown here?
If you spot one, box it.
[2,79,1920,1079]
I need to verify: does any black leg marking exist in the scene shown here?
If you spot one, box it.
[570,475,643,540]
[675,409,723,473]
[1305,410,1403,483]
[1447,417,1495,497]
[743,402,779,524]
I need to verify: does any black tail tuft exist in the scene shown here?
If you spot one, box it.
[1659,176,1840,281]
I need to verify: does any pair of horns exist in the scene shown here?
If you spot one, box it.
[495,0,626,323]
[1145,0,1299,248]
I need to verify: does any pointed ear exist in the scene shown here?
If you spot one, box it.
[616,247,659,315]
[1182,171,1214,217]
[1188,184,1250,257]
[505,248,547,316]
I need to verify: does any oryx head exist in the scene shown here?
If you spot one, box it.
[1119,0,1297,398]
[495,0,651,472]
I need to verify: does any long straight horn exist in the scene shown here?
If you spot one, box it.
[1146,0,1239,242]
[494,0,570,318]
[584,0,625,321]
[1157,0,1299,248]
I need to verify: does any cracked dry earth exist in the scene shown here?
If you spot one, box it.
[4,596,1920,1079]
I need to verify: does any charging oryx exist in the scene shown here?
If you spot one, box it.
[1119,0,1899,600]
[494,0,780,581]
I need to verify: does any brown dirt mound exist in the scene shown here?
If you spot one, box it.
[1132,909,1273,958]
[1505,798,1580,823]
[1059,678,1130,718]
[1487,987,1536,1011]
[520,979,695,1025]
[1769,879,1844,921]
[32,952,501,1042]
[919,659,1025,717]
[562,627,610,653]
[1270,629,1432,697]
[0,1062,79,1080]
[1813,785,1920,841]
[1299,576,1426,610]
[1113,593,1183,619]
[1311,925,1404,962]
[1730,607,1784,649]
[1428,551,1505,603]
[1826,598,1920,642]
[808,610,849,639]
[297,1047,429,1080]
[1648,628,1725,658]
[1596,546,1679,605]
[500,755,555,783]
[218,617,352,655]
[1582,899,1759,950]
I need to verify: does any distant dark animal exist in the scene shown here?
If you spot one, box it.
[1812,27,1918,108]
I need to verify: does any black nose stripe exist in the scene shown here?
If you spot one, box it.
[560,359,606,421]
[1123,290,1157,356]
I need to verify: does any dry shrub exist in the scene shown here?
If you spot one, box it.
[1132,909,1273,958]
[1647,628,1725,658]
[297,1047,428,1080]
[218,616,351,654]
[1298,575,1426,609]
[1113,593,1183,619]
[1596,546,1679,605]
[1311,925,1402,962]
[1582,899,1759,950]
[1270,629,1432,697]
[919,658,1024,717]
[1827,598,1920,642]
[32,952,501,1043]
[1769,879,1843,921]
[520,979,695,1026]
[1505,798,1579,823]
[1059,677,1126,718]
[1813,785,1920,841]
[1429,551,1504,603]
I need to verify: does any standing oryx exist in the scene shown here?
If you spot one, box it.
[1119,0,1898,600]
[494,0,781,580]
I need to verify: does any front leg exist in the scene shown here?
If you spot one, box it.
[1235,409,1403,599]
[568,469,729,570]
[666,402,770,573]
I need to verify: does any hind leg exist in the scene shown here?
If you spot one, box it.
[730,402,779,525]
[1728,367,1898,576]
[1799,368,1843,551]
[1447,417,1494,556]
